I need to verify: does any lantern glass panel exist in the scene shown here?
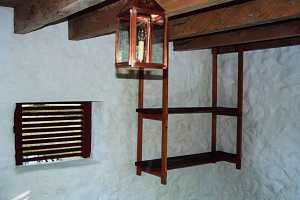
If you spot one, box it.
[136,16,150,64]
[151,16,164,64]
[117,18,130,63]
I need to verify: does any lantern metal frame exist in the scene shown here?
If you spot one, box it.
[115,0,168,69]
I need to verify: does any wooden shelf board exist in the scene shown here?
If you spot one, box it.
[137,107,240,116]
[142,168,161,177]
[135,151,237,172]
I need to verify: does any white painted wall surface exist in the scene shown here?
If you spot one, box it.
[0,7,299,200]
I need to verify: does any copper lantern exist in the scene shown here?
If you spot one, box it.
[115,0,168,69]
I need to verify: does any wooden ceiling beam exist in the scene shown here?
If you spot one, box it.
[0,0,19,7]
[0,3,15,7]
[156,0,234,16]
[216,36,300,54]
[174,19,300,51]
[69,0,300,41]
[69,0,126,40]
[14,0,107,34]
[68,0,235,40]
[170,0,300,40]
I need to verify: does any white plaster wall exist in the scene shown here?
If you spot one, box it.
[215,48,300,200]
[0,7,216,200]
[0,6,300,200]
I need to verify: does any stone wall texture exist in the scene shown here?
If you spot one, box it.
[0,7,299,200]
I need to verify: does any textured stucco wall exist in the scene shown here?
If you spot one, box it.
[215,48,300,200]
[0,7,214,200]
[0,7,300,200]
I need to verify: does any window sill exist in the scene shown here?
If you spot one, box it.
[15,157,100,173]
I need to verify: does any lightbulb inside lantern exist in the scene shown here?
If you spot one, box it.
[137,25,146,63]
[151,14,159,20]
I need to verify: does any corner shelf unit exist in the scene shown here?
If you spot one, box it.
[135,48,244,185]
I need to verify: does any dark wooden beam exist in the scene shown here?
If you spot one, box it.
[0,0,19,7]
[216,36,300,54]
[156,0,234,16]
[169,0,300,40]
[174,19,300,51]
[69,0,300,41]
[69,0,126,40]
[14,0,107,34]
[68,0,235,40]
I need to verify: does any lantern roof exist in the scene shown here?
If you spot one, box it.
[119,0,165,16]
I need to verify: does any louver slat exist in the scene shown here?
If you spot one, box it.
[22,110,82,116]
[22,147,82,156]
[22,137,82,144]
[14,102,92,166]
[22,153,83,163]
[22,122,82,128]
[22,131,83,139]
[22,142,82,151]
[22,116,83,122]
[22,127,83,133]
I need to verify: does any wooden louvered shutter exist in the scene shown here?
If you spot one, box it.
[14,102,92,166]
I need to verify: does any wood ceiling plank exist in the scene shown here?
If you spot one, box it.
[68,0,236,40]
[0,0,20,7]
[69,0,127,40]
[169,0,300,40]
[68,0,300,41]
[173,19,300,51]
[215,36,300,54]
[14,0,107,34]
[156,0,234,16]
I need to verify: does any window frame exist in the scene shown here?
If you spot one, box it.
[14,101,92,166]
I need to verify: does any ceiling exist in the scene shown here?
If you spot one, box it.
[0,0,20,7]
[0,0,234,11]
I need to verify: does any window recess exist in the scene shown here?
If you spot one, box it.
[14,102,92,166]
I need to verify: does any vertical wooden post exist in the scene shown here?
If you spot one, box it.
[161,16,169,184]
[161,68,169,185]
[211,49,218,159]
[82,102,92,158]
[236,49,244,169]
[137,70,144,175]
[14,104,23,166]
